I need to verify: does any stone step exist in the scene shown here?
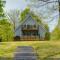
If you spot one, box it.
[14,53,36,56]
[14,58,37,60]
[14,46,37,60]
[14,46,35,52]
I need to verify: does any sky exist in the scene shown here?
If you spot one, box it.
[5,0,29,11]
[4,0,59,32]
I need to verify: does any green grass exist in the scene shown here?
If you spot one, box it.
[0,41,60,60]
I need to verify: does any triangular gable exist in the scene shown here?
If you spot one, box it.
[20,13,39,26]
[15,13,47,32]
[15,14,38,32]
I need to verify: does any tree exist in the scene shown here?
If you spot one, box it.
[38,0,60,16]
[44,24,50,40]
[20,7,30,21]
[26,0,60,37]
[20,7,42,23]
[51,18,60,40]
[0,0,6,18]
[6,9,20,33]
[0,19,13,42]
[51,27,60,40]
[26,0,59,23]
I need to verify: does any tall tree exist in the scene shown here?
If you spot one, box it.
[26,0,59,33]
[0,19,13,42]
[6,9,20,33]
[20,7,30,21]
[27,0,59,22]
[0,0,6,18]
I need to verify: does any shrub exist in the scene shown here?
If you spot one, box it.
[45,24,50,40]
[45,32,50,40]
[0,19,14,42]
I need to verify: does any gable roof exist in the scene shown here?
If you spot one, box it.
[20,12,42,25]
[15,12,48,32]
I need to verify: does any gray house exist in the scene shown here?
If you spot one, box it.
[15,13,48,41]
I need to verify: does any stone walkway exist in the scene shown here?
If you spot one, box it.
[14,46,37,60]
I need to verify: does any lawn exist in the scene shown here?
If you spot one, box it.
[0,41,60,60]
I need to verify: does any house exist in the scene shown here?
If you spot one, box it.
[14,13,48,41]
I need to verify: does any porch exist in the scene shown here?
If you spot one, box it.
[20,25,40,41]
[20,36,40,41]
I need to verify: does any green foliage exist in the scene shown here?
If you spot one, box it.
[0,0,6,17]
[0,19,14,42]
[20,7,42,23]
[20,7,30,21]
[51,18,60,40]
[51,27,60,40]
[31,13,42,23]
[45,32,50,40]
[45,24,49,31]
[45,24,50,40]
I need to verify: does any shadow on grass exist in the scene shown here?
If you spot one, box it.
[0,57,13,60]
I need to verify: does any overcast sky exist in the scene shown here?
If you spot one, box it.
[5,0,29,11]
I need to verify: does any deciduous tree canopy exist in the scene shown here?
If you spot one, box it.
[0,19,13,42]
[0,0,6,18]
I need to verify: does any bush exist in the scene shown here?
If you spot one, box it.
[0,19,14,42]
[51,27,60,40]
[44,24,50,40]
[45,32,50,40]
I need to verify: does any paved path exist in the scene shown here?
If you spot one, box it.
[14,46,37,60]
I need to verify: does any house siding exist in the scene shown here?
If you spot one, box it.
[15,14,46,40]
[22,15,37,25]
[15,27,22,36]
[39,25,46,39]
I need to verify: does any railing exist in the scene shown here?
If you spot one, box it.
[20,36,40,41]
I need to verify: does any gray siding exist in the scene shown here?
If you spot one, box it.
[15,27,22,36]
[39,25,46,39]
[22,15,37,25]
[15,14,46,40]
